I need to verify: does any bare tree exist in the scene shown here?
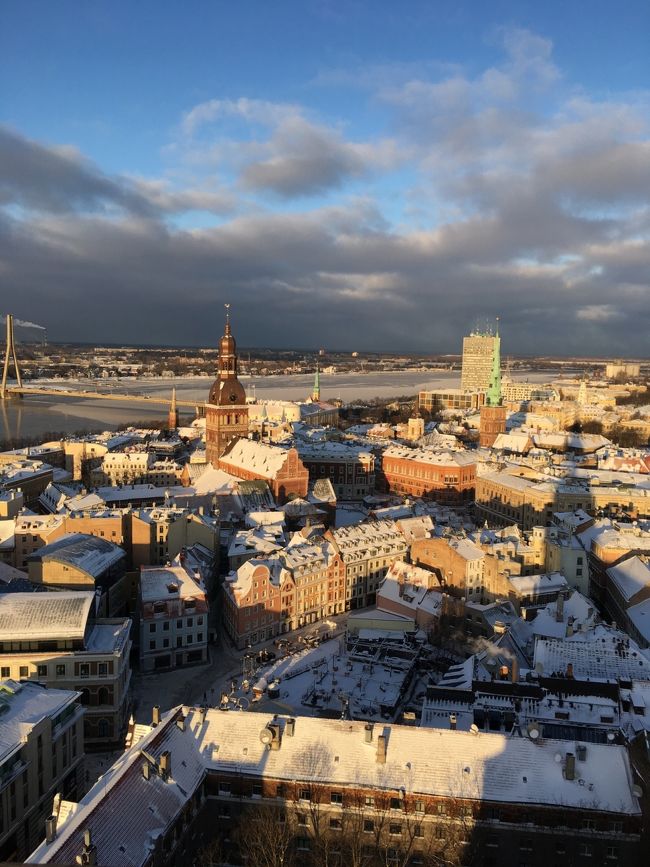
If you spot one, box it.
[236,803,297,867]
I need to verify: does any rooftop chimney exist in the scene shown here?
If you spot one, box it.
[555,592,565,623]
[449,714,457,731]
[142,760,151,780]
[78,828,97,866]
[152,705,161,727]
[285,718,295,737]
[510,657,519,683]
[376,733,387,764]
[564,752,576,781]
[45,815,57,845]
[364,723,374,743]
[159,750,171,780]
[176,714,186,732]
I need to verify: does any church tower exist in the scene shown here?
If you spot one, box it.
[205,305,249,467]
[311,362,321,402]
[479,317,507,448]
[167,386,179,429]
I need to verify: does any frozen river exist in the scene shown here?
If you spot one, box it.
[0,367,574,444]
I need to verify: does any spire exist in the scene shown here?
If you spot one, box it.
[312,361,321,401]
[224,302,231,335]
[168,386,179,429]
[486,317,502,407]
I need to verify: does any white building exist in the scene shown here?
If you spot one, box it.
[139,565,209,671]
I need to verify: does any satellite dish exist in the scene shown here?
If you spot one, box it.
[554,753,562,763]
[527,723,540,741]
[469,724,479,735]
[259,727,273,745]
[607,732,615,742]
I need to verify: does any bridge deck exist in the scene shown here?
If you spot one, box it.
[4,386,199,408]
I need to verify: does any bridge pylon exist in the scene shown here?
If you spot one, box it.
[1,314,23,400]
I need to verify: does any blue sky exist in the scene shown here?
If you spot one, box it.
[1,1,649,353]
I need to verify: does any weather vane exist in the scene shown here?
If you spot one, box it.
[224,302,230,324]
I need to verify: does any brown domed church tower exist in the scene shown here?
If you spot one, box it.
[205,305,249,467]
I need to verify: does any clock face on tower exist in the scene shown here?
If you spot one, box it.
[229,392,238,402]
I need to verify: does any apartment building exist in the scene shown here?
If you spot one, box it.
[28,708,644,867]
[411,536,486,603]
[130,507,219,569]
[90,452,184,488]
[475,469,650,530]
[223,537,345,649]
[461,333,499,391]
[0,680,85,862]
[139,564,209,671]
[0,592,131,749]
[297,441,375,501]
[328,520,409,609]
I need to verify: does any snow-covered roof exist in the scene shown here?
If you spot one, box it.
[0,680,80,765]
[607,556,650,603]
[383,445,476,467]
[530,591,599,640]
[220,439,292,478]
[378,562,443,617]
[28,703,642,866]
[396,515,434,542]
[508,572,569,597]
[0,590,95,641]
[29,533,125,577]
[26,708,205,866]
[200,710,637,809]
[534,633,650,682]
[140,565,205,603]
[84,620,132,654]
[627,599,650,645]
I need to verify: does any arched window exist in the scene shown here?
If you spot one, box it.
[97,687,110,707]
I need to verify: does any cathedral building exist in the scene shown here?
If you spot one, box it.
[205,307,249,467]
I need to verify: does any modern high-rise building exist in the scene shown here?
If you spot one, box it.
[460,330,499,391]
[479,319,507,448]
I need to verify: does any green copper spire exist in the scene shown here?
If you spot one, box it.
[312,361,321,401]
[486,317,502,407]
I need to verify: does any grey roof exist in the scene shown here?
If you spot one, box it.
[28,532,125,577]
[0,590,95,641]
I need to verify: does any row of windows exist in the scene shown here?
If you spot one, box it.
[1,662,109,679]
[149,616,203,632]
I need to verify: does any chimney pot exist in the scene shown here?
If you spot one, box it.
[285,718,295,737]
[159,750,171,779]
[364,723,374,743]
[565,752,576,781]
[376,733,387,764]
[45,815,57,845]
[152,705,161,727]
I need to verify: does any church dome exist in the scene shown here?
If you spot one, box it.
[208,377,247,406]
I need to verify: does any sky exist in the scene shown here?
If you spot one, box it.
[1,0,649,355]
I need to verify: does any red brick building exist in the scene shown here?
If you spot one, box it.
[380,445,476,504]
[223,538,345,647]
[218,440,309,505]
